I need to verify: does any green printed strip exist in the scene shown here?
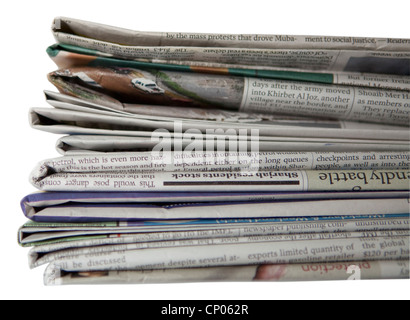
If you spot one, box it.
[48,44,334,84]
[48,43,101,57]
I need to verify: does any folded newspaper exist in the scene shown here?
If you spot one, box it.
[32,91,410,144]
[48,43,410,91]
[28,151,410,193]
[55,134,410,155]
[18,17,410,285]
[20,189,410,222]
[44,261,410,285]
[52,17,410,75]
[46,65,410,126]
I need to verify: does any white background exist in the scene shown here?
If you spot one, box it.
[0,0,408,300]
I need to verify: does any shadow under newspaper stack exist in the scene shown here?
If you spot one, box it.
[18,17,410,285]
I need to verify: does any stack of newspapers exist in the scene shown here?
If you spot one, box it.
[18,17,409,285]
